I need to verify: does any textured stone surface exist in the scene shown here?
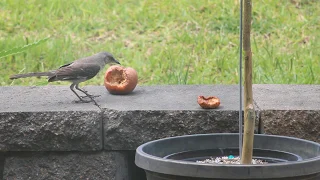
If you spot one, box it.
[0,152,4,180]
[0,86,103,151]
[3,151,128,180]
[98,85,243,150]
[261,110,320,143]
[104,110,239,150]
[254,85,320,143]
[1,85,319,151]
[1,85,318,180]
[0,111,102,151]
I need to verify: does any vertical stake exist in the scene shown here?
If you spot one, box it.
[239,0,244,159]
[240,0,255,164]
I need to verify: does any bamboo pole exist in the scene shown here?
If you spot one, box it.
[240,0,255,164]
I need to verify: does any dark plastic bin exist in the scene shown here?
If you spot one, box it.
[135,133,320,180]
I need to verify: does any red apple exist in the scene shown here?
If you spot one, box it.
[197,96,220,109]
[104,65,138,95]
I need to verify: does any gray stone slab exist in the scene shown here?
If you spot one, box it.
[0,86,100,112]
[260,110,320,143]
[2,85,318,151]
[97,85,243,150]
[103,109,240,150]
[0,111,102,151]
[0,152,4,179]
[253,84,320,143]
[3,151,129,180]
[96,85,257,150]
[90,85,241,111]
[253,84,320,110]
[0,86,103,151]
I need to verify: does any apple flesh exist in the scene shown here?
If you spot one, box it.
[104,65,138,95]
[197,96,220,109]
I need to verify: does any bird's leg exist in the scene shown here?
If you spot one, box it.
[70,83,91,103]
[75,84,100,98]
[74,84,100,107]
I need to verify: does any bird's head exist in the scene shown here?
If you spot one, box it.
[98,52,121,65]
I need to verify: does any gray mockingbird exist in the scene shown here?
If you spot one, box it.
[10,51,120,103]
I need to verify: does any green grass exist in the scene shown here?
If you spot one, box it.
[0,0,319,86]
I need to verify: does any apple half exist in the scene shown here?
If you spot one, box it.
[104,65,138,95]
[197,96,220,109]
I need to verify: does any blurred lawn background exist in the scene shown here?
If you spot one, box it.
[0,0,319,86]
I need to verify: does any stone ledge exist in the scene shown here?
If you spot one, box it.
[0,86,103,151]
[0,85,319,180]
[261,110,320,143]
[0,85,319,151]
[93,85,241,111]
[3,151,129,180]
[253,84,320,110]
[0,111,102,151]
[253,84,320,143]
[103,110,240,150]
[0,86,100,112]
[98,85,244,150]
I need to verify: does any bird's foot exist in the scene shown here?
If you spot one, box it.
[80,94,100,98]
[74,99,92,103]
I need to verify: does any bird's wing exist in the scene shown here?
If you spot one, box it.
[59,62,73,69]
[48,63,101,82]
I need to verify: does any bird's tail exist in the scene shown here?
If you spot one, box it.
[10,71,55,80]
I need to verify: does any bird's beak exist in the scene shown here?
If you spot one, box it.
[114,59,121,65]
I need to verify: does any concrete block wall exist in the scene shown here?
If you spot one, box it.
[0,85,319,180]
